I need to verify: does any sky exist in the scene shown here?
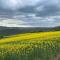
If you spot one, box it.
[0,0,60,27]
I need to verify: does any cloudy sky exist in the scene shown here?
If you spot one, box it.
[0,0,60,27]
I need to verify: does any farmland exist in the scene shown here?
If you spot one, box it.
[0,31,60,60]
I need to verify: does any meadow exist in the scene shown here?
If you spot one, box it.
[0,31,60,60]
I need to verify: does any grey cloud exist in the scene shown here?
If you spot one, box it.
[35,0,60,17]
[19,6,35,13]
[0,0,39,19]
[0,0,39,10]
[0,0,60,18]
[0,0,60,27]
[17,0,60,17]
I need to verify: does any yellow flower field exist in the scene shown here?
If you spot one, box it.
[0,31,60,43]
[0,31,60,60]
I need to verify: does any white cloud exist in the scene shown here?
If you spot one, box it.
[0,19,31,27]
[0,17,60,27]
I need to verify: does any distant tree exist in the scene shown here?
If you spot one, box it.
[0,34,5,38]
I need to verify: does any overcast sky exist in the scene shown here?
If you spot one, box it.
[0,0,60,27]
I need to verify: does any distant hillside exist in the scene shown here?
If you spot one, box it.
[53,26,60,31]
[0,26,60,36]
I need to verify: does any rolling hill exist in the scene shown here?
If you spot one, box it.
[0,26,60,38]
[0,31,60,60]
[0,31,60,43]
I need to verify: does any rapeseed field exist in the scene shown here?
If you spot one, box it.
[0,31,60,60]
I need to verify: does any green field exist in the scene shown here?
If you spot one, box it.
[0,31,60,60]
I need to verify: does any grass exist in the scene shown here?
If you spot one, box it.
[0,31,60,60]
